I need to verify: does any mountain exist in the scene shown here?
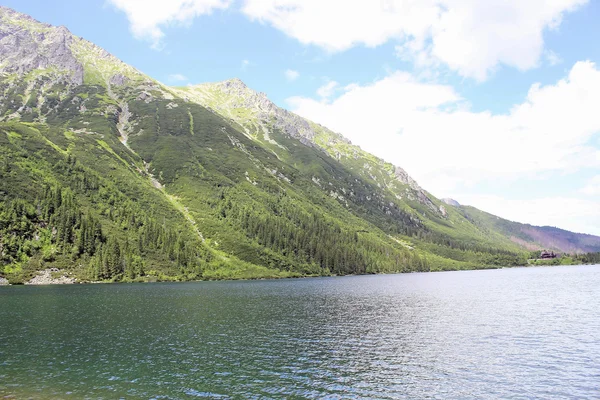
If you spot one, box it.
[442,198,461,207]
[174,80,600,254]
[457,206,600,254]
[1,7,598,284]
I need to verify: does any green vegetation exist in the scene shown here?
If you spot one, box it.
[0,121,288,283]
[1,10,597,284]
[0,91,528,284]
[526,251,600,266]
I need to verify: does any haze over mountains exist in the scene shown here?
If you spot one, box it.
[1,6,599,283]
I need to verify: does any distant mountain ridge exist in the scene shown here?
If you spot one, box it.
[0,6,598,284]
[458,205,600,253]
[442,198,461,207]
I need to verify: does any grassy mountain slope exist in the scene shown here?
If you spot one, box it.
[0,7,597,283]
[177,80,596,258]
[455,204,600,253]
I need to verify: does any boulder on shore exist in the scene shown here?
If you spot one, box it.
[25,268,76,285]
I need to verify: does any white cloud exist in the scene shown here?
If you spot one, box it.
[109,0,587,78]
[545,50,563,66]
[168,73,188,82]
[241,59,251,70]
[287,61,600,210]
[242,0,587,80]
[285,69,300,81]
[581,175,600,196]
[108,0,230,48]
[456,195,600,236]
[316,80,339,100]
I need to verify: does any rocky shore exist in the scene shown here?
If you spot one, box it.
[25,268,77,285]
[0,277,8,285]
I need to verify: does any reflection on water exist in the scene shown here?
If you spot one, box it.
[1,265,599,399]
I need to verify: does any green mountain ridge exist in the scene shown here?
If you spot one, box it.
[1,6,598,284]
[457,205,600,254]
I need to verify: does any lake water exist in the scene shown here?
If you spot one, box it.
[1,265,599,399]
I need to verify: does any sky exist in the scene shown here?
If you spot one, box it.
[5,0,600,235]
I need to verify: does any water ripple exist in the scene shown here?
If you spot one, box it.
[0,265,599,399]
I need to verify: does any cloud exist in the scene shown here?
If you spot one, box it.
[241,0,587,80]
[316,80,339,100]
[109,0,587,78]
[241,59,251,70]
[287,61,600,201]
[168,73,188,82]
[456,195,600,236]
[581,175,600,196]
[545,50,563,66]
[107,0,230,48]
[285,69,300,81]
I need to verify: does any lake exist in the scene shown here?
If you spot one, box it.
[1,265,599,399]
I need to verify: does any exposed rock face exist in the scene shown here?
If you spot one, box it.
[25,268,76,285]
[0,277,9,285]
[442,198,461,207]
[110,73,128,86]
[0,7,172,129]
[0,7,83,85]
[394,166,421,191]
[1,6,152,95]
[439,205,447,217]
[393,166,440,213]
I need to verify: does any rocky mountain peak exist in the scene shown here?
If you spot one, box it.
[394,166,421,191]
[207,78,273,109]
[0,6,49,27]
[442,198,461,207]
[1,8,81,84]
[184,78,345,146]
[0,7,145,88]
[222,77,247,90]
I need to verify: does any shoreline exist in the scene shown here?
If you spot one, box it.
[1,263,598,286]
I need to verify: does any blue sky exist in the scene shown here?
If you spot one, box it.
[5,0,600,235]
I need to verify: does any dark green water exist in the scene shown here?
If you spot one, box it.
[1,265,599,399]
